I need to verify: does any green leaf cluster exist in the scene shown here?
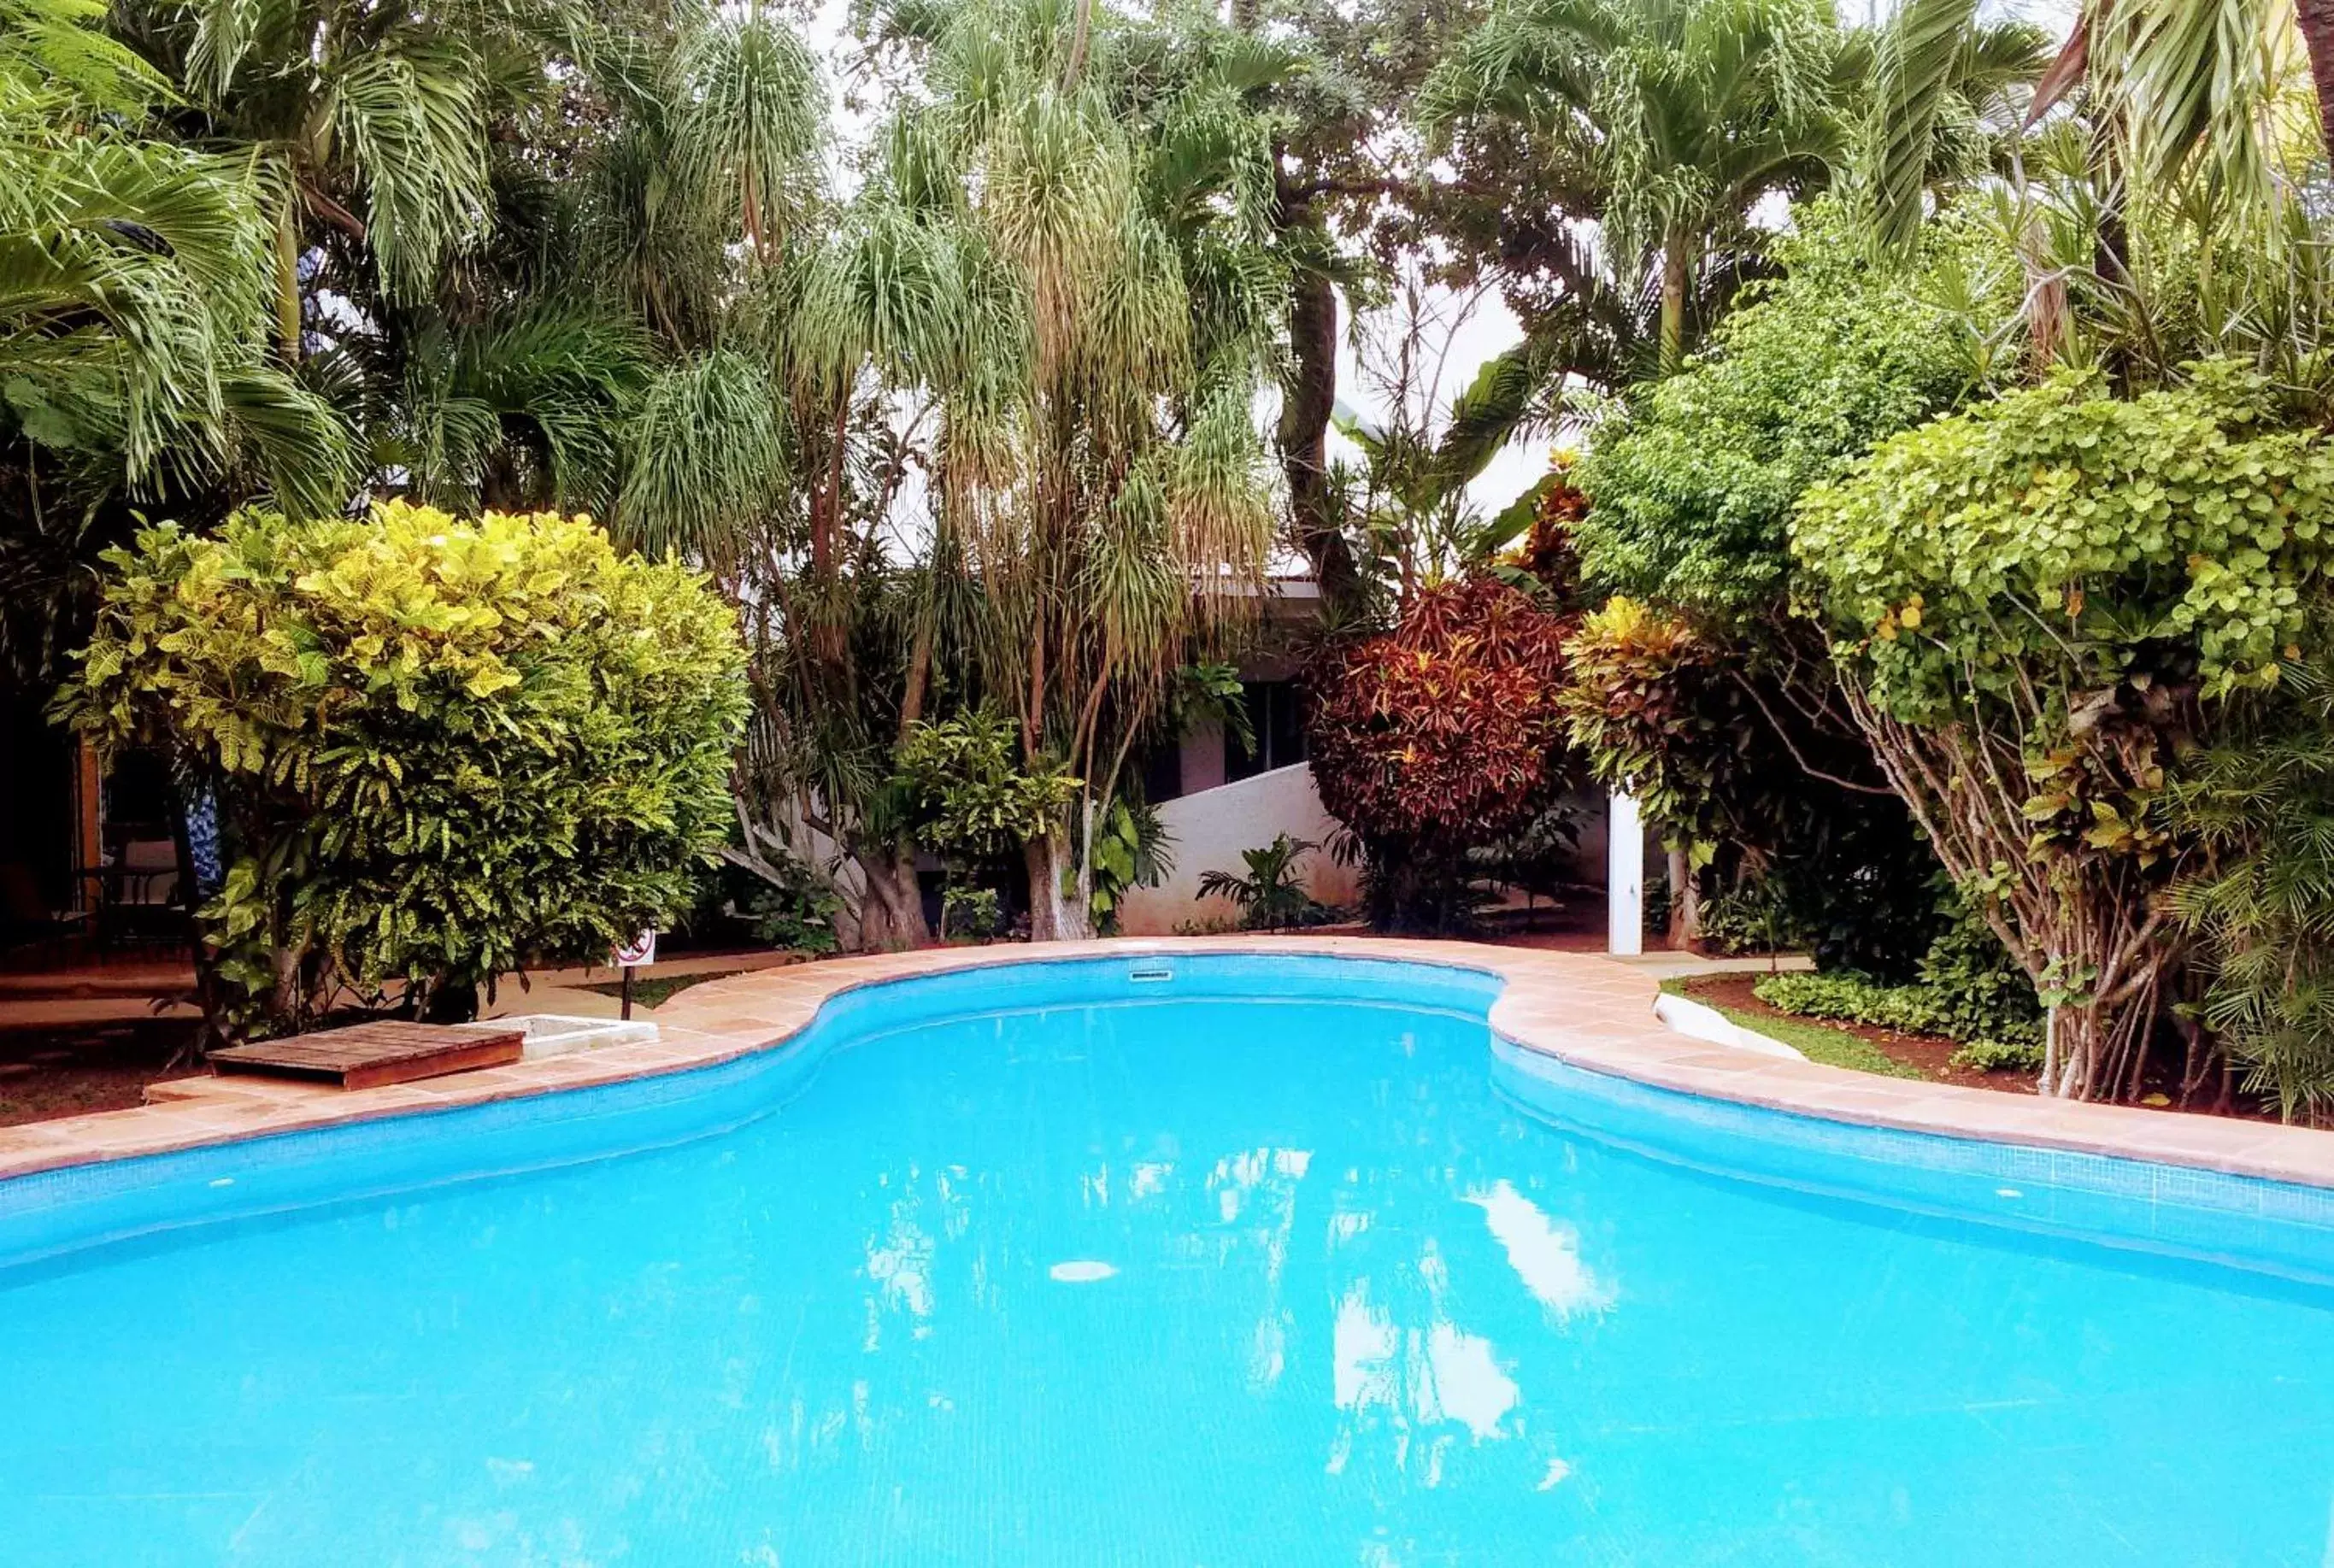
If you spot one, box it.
[892,712,1079,865]
[1086,796,1173,932]
[56,500,748,1029]
[1196,834,1325,932]
[1796,361,2334,719]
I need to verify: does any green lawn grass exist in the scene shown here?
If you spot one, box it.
[1661,977,1925,1080]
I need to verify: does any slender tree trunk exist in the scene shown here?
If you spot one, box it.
[899,608,935,739]
[273,189,303,364]
[2297,0,2334,170]
[1269,160,1361,612]
[1064,0,1094,84]
[1657,232,1690,376]
[1665,845,1700,948]
[1024,830,1090,943]
[1275,234,1361,614]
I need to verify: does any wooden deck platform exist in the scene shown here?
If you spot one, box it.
[209,1020,526,1089]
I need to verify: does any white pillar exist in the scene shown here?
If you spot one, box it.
[1608,790,1643,956]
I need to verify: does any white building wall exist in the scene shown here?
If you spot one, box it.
[1117,763,1361,936]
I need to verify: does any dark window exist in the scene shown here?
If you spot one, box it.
[1225,680,1306,783]
[1141,737,1184,805]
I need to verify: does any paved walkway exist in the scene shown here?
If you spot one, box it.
[481,949,810,1023]
[0,936,2326,1195]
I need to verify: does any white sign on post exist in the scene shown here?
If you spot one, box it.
[612,929,657,1021]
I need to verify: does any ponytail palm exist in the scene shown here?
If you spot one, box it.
[844,0,1285,937]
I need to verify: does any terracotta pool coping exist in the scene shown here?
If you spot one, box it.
[3,936,2331,1190]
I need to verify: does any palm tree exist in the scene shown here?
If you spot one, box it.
[1198,834,1320,931]
[0,0,353,675]
[1420,0,1849,377]
[2068,0,2324,212]
[1874,0,2319,250]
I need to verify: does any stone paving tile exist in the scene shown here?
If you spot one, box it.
[3,935,2332,1192]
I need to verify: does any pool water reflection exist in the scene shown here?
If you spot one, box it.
[3,980,2332,1565]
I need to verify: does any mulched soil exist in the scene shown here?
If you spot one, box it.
[0,1017,203,1127]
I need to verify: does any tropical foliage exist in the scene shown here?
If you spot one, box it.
[1306,577,1579,929]
[0,0,354,673]
[23,0,2334,1123]
[1196,833,1324,931]
[2164,658,2334,1118]
[1796,364,2334,1098]
[1561,203,2012,964]
[1558,595,1943,972]
[56,502,746,1036]
[1573,201,2010,615]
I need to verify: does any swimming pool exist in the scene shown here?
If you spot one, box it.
[3,953,2331,1565]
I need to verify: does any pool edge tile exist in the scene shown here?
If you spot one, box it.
[5,935,2331,1195]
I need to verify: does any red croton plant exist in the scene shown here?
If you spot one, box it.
[1305,575,1580,854]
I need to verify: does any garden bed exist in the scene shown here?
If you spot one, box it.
[1671,973,2010,1088]
[1672,972,2273,1121]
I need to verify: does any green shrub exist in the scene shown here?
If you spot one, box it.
[1754,972,1938,1031]
[1574,199,2008,614]
[1949,1038,2046,1073]
[1754,937,2042,1050]
[735,854,843,954]
[941,884,1002,940]
[59,501,748,1032]
[1696,878,1817,955]
[1913,897,2043,1043]
[1796,361,2334,720]
[893,712,1079,862]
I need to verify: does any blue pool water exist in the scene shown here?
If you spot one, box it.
[3,955,2334,1565]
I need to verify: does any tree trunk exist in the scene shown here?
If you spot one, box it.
[1657,232,1690,376]
[1023,831,1090,943]
[274,190,303,364]
[2297,0,2334,170]
[1064,0,1094,83]
[1843,693,2178,1102]
[856,849,931,950]
[1665,845,1700,949]
[1274,209,1361,613]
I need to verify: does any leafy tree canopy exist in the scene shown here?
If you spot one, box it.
[1575,199,2014,617]
[1795,361,2334,720]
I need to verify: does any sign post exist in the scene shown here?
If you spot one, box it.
[612,929,657,1020]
